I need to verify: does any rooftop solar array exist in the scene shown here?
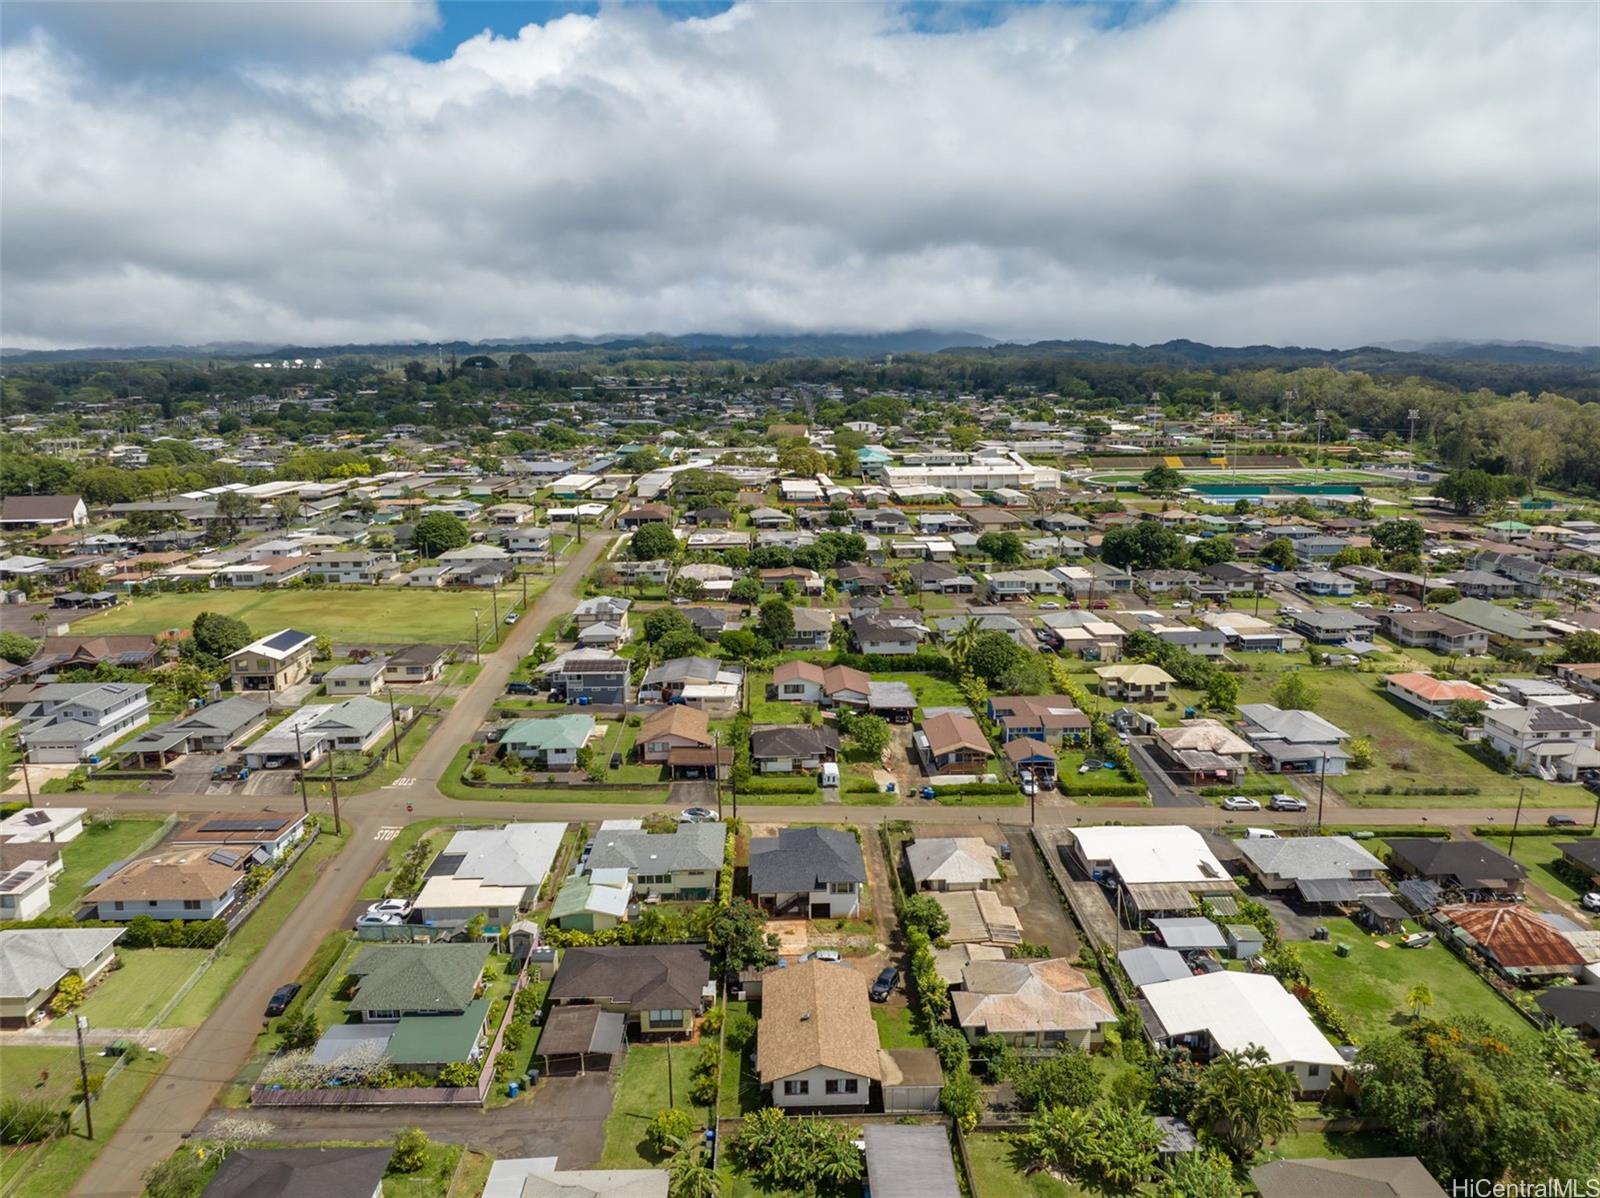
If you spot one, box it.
[263,629,312,652]
[208,849,242,867]
[199,819,283,833]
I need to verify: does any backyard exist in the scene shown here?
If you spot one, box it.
[1297,915,1533,1044]
[42,818,168,917]
[69,585,530,644]
[1481,834,1597,910]
[76,948,210,1027]
[599,1045,702,1169]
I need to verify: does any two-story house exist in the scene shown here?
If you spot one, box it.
[543,652,632,706]
[307,550,400,585]
[16,681,150,763]
[1483,704,1598,773]
[227,629,316,694]
[748,827,864,918]
[585,821,726,900]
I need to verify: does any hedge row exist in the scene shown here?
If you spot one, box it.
[1060,777,1148,797]
[738,775,820,795]
[830,650,954,677]
[929,781,1019,797]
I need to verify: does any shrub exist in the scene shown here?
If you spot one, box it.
[390,1128,431,1173]
[0,1096,59,1145]
[645,1107,695,1156]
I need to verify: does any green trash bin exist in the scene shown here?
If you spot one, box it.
[1334,942,1351,958]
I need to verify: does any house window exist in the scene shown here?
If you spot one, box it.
[828,882,854,894]
[183,900,201,910]
[639,874,672,885]
[114,901,125,911]
[783,1079,809,1096]
[648,1009,683,1025]
[1307,1064,1320,1078]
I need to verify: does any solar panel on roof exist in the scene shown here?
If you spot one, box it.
[21,811,49,825]
[198,819,282,833]
[263,630,310,652]
[208,849,242,867]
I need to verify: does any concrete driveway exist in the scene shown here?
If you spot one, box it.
[996,824,1080,958]
[1128,738,1204,808]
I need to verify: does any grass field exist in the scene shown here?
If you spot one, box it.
[1298,916,1532,1044]
[599,1046,683,1168]
[77,949,210,1027]
[966,1133,1093,1198]
[717,1000,762,1119]
[0,1048,168,1198]
[161,827,346,1027]
[70,586,528,644]
[43,819,167,917]
[870,1004,925,1049]
[1481,835,1596,910]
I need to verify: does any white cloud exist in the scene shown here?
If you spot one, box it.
[2,2,1595,349]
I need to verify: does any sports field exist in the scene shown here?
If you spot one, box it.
[1085,466,1387,487]
[70,584,536,644]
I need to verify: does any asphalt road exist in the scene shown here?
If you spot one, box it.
[47,527,1600,1195]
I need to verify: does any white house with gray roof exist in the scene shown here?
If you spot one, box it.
[1236,835,1388,904]
[748,827,864,918]
[16,681,150,764]
[585,822,726,901]
[1236,703,1351,776]
[0,928,125,1026]
[243,696,395,769]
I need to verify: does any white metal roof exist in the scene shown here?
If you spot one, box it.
[1142,972,1345,1066]
[1070,826,1230,885]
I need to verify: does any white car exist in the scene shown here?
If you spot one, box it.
[1172,600,1193,609]
[356,912,401,927]
[368,899,411,917]
[1221,795,1261,811]
[1351,601,1372,609]
[1038,602,1061,611]
[1020,777,1036,796]
[804,949,842,963]
[1279,604,1302,615]
[504,612,518,625]
[1582,892,1600,913]
[1388,604,1414,613]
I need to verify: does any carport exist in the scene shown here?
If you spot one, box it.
[535,1005,627,1077]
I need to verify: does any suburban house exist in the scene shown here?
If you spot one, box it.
[757,960,880,1112]
[200,1148,393,1198]
[383,644,448,685]
[215,556,313,588]
[1284,608,1379,646]
[244,697,395,769]
[1003,737,1058,786]
[227,629,316,694]
[770,661,871,708]
[1385,838,1526,899]
[0,495,88,529]
[1140,971,1344,1094]
[986,695,1090,744]
[916,711,991,776]
[786,608,835,651]
[850,614,924,656]
[1557,839,1600,887]
[411,875,525,927]
[86,848,245,921]
[750,725,840,773]
[1069,826,1238,919]
[573,596,633,635]
[430,823,565,907]
[1379,611,1490,655]
[585,822,725,901]
[951,958,1116,1050]
[1251,1158,1448,1198]
[1094,663,1174,702]
[1236,836,1388,904]
[1236,704,1352,776]
[1435,904,1586,979]
[748,827,865,918]
[548,944,711,1036]
[501,715,598,770]
[169,812,308,864]
[0,928,125,1027]
[0,859,55,920]
[1435,598,1548,646]
[863,1126,961,1198]
[550,870,632,932]
[543,652,632,705]
[324,659,387,696]
[0,807,84,844]
[21,634,166,677]
[906,837,1000,891]
[483,1159,667,1198]
[346,942,490,1021]
[306,550,400,585]
[637,704,715,766]
[15,681,151,764]
[1382,672,1498,719]
[1149,720,1255,786]
[638,656,744,713]
[1481,704,1597,773]
[119,695,270,768]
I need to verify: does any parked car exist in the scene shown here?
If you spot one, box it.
[506,681,538,695]
[1351,601,1372,609]
[609,751,622,769]
[1221,795,1261,811]
[504,612,518,625]
[802,949,842,964]
[368,899,411,917]
[1581,892,1600,913]
[264,982,301,1017]
[1020,776,1036,796]
[1172,600,1193,609]
[1400,932,1434,949]
[869,967,900,1002]
[1268,793,1308,812]
[1546,814,1578,827]
[678,806,717,823]
[356,912,401,927]
[1038,601,1061,611]
[1388,604,1414,613]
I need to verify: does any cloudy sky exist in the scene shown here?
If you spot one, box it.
[2,1,1596,351]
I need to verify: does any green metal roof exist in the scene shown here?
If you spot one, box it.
[385,998,491,1065]
[346,943,490,1015]
[502,715,596,752]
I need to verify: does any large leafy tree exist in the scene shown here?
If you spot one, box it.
[0,632,37,665]
[976,531,1025,565]
[706,900,776,976]
[1101,521,1183,570]
[1270,670,1317,712]
[1190,1047,1296,1162]
[629,521,679,561]
[411,512,470,558]
[191,611,252,658]
[1141,464,1184,495]
[966,630,1026,685]
[1012,1049,1100,1111]
[756,597,793,647]
[1259,537,1298,570]
[1371,518,1425,558]
[1434,469,1517,515]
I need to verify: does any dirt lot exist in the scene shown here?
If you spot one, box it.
[995,824,1080,958]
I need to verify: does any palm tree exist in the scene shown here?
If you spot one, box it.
[950,616,982,668]
[1406,981,1433,1019]
[1190,1046,1296,1162]
[667,1145,720,1198]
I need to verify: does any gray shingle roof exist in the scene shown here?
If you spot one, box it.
[586,822,726,876]
[748,827,865,893]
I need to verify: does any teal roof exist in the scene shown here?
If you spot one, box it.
[502,715,595,752]
[1436,598,1545,641]
[385,998,490,1065]
[346,943,489,1015]
[1486,520,1533,531]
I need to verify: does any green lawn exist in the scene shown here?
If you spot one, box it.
[383,1143,465,1198]
[70,586,526,643]
[873,672,966,715]
[1236,668,1581,809]
[41,819,167,918]
[438,746,671,804]
[0,1049,168,1198]
[599,1046,691,1168]
[870,1004,925,1049]
[966,1133,1094,1198]
[1266,1129,1406,1161]
[1298,916,1533,1044]
[1481,835,1595,909]
[77,949,210,1027]
[717,1001,762,1118]
[162,827,346,1027]
[341,714,445,795]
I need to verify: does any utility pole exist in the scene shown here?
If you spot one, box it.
[1509,785,1525,856]
[1316,750,1329,833]
[1314,408,1326,466]
[521,573,527,611]
[473,610,482,665]
[386,687,403,766]
[293,724,309,815]
[492,590,500,644]
[19,749,33,808]
[1407,408,1421,460]
[327,743,341,835]
[713,731,723,820]
[75,1015,93,1139]
[1591,783,1599,834]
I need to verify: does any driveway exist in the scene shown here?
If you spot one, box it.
[1128,737,1203,808]
[193,1073,612,1166]
[1254,893,1329,942]
[997,824,1079,958]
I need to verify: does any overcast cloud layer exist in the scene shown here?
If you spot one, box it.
[2,1,1596,350]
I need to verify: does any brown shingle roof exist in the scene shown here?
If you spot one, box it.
[757,960,882,1083]
[639,704,712,746]
[86,849,240,904]
[922,711,989,757]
